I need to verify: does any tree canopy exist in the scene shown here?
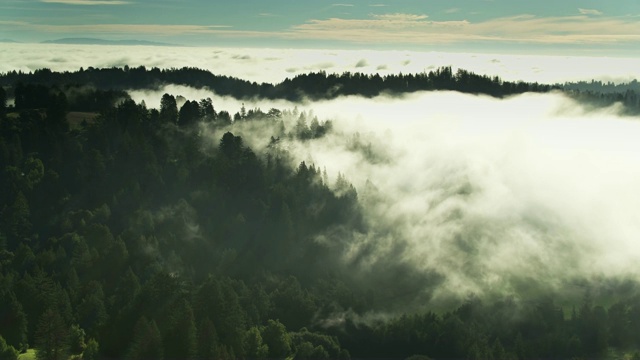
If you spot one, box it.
[0,67,639,359]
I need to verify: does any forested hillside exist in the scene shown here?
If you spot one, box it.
[1,70,640,360]
[0,66,554,101]
[2,65,638,115]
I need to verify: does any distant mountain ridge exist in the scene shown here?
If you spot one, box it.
[41,37,178,47]
[1,65,638,114]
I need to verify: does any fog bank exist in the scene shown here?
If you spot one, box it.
[2,43,640,85]
[199,90,640,309]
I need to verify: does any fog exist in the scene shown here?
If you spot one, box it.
[7,43,640,310]
[138,87,640,311]
[128,85,289,114]
[2,43,640,85]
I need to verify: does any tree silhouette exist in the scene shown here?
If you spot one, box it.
[126,317,163,360]
[35,308,69,360]
[159,93,178,124]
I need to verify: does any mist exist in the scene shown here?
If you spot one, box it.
[3,43,640,85]
[178,89,640,311]
[20,57,640,311]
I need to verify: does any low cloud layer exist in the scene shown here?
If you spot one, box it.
[7,46,640,310]
[2,43,640,85]
[178,89,640,310]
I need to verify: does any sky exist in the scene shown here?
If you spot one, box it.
[2,0,640,56]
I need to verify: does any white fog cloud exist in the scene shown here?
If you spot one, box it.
[3,44,640,309]
[192,90,640,309]
[2,43,640,86]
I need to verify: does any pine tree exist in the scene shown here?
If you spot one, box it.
[197,318,220,360]
[35,308,69,360]
[4,191,31,245]
[262,319,291,359]
[0,335,19,360]
[244,326,268,359]
[83,338,100,360]
[126,317,163,360]
[163,299,197,360]
[0,291,28,349]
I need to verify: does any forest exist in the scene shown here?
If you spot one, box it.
[1,66,639,115]
[1,67,640,360]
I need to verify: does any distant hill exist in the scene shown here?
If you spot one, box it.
[1,65,637,114]
[561,79,640,94]
[41,37,178,47]
[0,39,20,43]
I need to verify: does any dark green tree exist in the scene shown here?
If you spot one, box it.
[245,326,269,359]
[163,299,197,360]
[262,319,292,359]
[126,317,163,360]
[0,86,6,113]
[45,91,69,132]
[199,97,216,122]
[2,191,31,246]
[76,283,107,335]
[0,335,19,360]
[68,324,86,355]
[178,100,200,126]
[159,93,178,124]
[34,308,69,360]
[197,318,220,360]
[83,338,99,360]
[0,290,28,349]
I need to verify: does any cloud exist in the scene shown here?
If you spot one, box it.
[444,8,460,14]
[579,8,603,16]
[332,3,354,6]
[0,20,30,26]
[40,0,130,4]
[371,13,429,21]
[13,44,635,308]
[369,4,387,7]
[2,44,640,86]
[127,85,640,309]
[290,12,640,46]
[2,22,233,36]
[202,91,640,308]
[2,10,639,49]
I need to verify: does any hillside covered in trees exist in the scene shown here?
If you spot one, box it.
[1,68,640,360]
[2,65,638,115]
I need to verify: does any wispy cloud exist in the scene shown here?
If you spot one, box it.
[445,8,460,14]
[332,3,354,7]
[3,11,640,49]
[290,13,640,45]
[4,23,233,35]
[0,20,31,26]
[40,0,130,5]
[578,8,603,16]
[370,4,387,7]
[371,13,429,21]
